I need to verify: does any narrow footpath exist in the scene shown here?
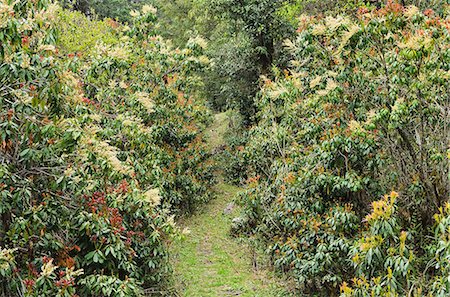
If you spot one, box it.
[170,113,289,297]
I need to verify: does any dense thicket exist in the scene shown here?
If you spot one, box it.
[60,0,154,21]
[225,2,450,295]
[0,1,212,295]
[153,0,450,121]
[153,0,298,125]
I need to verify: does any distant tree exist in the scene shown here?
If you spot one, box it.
[211,0,293,75]
[62,0,152,21]
[205,0,294,123]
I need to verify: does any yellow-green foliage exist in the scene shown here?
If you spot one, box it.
[56,8,119,54]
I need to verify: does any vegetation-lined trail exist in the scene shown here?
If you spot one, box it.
[4,1,449,296]
[170,113,288,296]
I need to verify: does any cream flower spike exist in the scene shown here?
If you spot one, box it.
[130,10,140,17]
[142,5,157,15]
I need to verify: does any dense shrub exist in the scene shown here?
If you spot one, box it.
[230,2,450,295]
[56,9,119,55]
[0,1,213,295]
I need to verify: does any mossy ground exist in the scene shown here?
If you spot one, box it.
[170,113,290,296]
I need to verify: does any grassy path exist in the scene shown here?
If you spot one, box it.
[170,113,289,296]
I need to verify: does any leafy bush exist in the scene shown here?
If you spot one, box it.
[56,9,119,55]
[0,1,213,295]
[230,1,450,295]
[341,192,414,296]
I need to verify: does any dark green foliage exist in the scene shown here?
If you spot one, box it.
[207,0,295,123]
[62,0,153,21]
[156,0,297,123]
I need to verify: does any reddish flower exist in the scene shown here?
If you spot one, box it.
[109,208,124,229]
[55,278,73,288]
[81,97,92,104]
[21,36,29,46]
[7,109,14,121]
[357,7,369,15]
[27,263,39,277]
[116,180,129,194]
[424,9,434,17]
[23,279,35,290]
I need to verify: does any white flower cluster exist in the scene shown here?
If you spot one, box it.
[12,89,32,104]
[143,188,161,207]
[188,36,208,50]
[20,54,31,69]
[95,43,131,61]
[0,0,15,29]
[403,5,420,19]
[311,15,352,36]
[135,91,155,113]
[41,259,57,277]
[0,247,16,271]
[33,3,58,26]
[142,5,157,15]
[336,23,360,55]
[81,126,134,176]
[310,75,322,88]
[398,33,433,51]
[316,79,338,96]
[38,44,56,52]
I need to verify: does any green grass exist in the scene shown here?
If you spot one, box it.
[205,112,229,150]
[171,183,289,296]
[170,112,291,296]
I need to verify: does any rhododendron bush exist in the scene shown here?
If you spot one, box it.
[229,2,450,296]
[0,0,212,295]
